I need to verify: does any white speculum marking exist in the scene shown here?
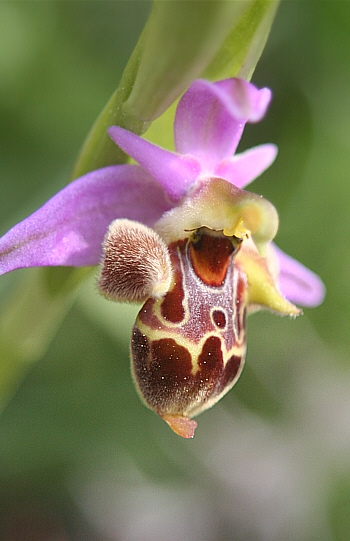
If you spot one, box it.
[136,240,247,377]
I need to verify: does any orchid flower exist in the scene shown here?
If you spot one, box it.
[0,78,325,438]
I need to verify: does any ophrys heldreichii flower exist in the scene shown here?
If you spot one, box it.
[0,78,325,437]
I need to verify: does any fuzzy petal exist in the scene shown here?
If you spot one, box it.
[174,78,272,173]
[0,165,172,275]
[274,245,326,307]
[108,126,201,202]
[215,144,278,188]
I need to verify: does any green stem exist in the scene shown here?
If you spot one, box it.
[0,267,90,412]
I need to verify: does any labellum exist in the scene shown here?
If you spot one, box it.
[98,178,300,438]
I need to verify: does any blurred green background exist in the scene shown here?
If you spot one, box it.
[0,2,349,540]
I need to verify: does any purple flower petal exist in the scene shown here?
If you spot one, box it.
[274,245,326,307]
[0,165,172,275]
[174,79,272,173]
[214,79,272,123]
[215,144,278,189]
[108,126,201,202]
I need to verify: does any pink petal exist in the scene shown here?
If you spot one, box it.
[174,79,272,173]
[108,126,201,202]
[274,245,326,307]
[0,165,172,275]
[215,79,272,123]
[215,144,278,188]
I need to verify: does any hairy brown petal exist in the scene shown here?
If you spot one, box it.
[97,219,172,303]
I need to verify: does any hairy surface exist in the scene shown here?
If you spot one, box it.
[97,219,172,303]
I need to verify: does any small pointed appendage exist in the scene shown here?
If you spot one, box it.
[237,241,301,317]
[162,415,198,438]
[98,219,172,303]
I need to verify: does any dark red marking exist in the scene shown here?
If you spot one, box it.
[131,327,150,366]
[160,246,185,324]
[219,354,242,393]
[233,271,247,336]
[137,297,159,328]
[132,332,193,414]
[132,327,244,416]
[196,336,226,402]
[198,336,223,372]
[212,310,226,328]
[151,338,193,380]
[189,234,234,287]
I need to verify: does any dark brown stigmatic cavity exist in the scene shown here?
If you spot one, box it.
[131,228,248,429]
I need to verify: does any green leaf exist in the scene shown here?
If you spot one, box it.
[203,0,279,82]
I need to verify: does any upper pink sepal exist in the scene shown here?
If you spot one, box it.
[174,78,272,173]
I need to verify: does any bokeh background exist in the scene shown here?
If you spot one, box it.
[0,2,349,540]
